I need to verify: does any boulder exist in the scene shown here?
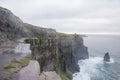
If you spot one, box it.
[104,52,110,62]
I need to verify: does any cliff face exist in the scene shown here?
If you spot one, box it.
[0,6,89,80]
[0,6,56,44]
[0,7,25,43]
[25,33,88,80]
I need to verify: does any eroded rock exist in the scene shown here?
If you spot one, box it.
[104,52,110,62]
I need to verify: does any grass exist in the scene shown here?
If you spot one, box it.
[66,69,72,78]
[61,74,69,80]
[19,59,29,67]
[8,57,30,68]
[11,58,29,67]
[4,63,16,69]
[55,68,70,80]
[3,54,31,80]
[11,58,19,63]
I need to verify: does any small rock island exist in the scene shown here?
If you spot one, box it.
[104,52,110,62]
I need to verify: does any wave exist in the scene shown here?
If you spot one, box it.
[73,57,115,80]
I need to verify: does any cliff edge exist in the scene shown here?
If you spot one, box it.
[0,6,89,80]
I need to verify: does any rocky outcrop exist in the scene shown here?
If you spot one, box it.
[0,7,26,43]
[19,60,40,80]
[0,6,56,44]
[104,52,110,62]
[18,60,61,80]
[57,33,88,73]
[39,71,61,80]
[25,33,88,80]
[0,6,89,80]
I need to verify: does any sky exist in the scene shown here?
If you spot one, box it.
[0,0,120,35]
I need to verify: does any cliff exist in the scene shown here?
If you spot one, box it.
[25,33,88,80]
[0,6,56,44]
[0,6,89,80]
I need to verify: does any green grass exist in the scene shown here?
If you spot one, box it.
[61,74,69,80]
[11,58,19,63]
[4,63,16,69]
[19,59,29,67]
[66,69,72,76]
[55,68,70,80]
[10,58,29,67]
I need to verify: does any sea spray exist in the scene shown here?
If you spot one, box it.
[73,57,115,80]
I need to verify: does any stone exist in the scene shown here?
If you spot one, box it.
[104,52,110,62]
[18,60,61,80]
[0,6,89,80]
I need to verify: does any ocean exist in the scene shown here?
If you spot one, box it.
[73,35,120,80]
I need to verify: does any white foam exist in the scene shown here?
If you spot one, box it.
[104,58,114,64]
[73,57,114,80]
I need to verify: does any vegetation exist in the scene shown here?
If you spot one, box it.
[19,59,29,67]
[4,58,29,69]
[55,68,70,80]
[11,58,19,63]
[61,74,69,80]
[4,62,16,69]
[66,70,72,76]
[5,54,31,70]
[11,58,29,67]
[37,37,47,46]
[3,54,31,80]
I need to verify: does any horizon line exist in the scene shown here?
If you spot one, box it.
[61,32,120,35]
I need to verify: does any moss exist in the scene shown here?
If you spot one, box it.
[55,68,70,80]
[11,58,19,63]
[10,58,29,67]
[66,69,72,79]
[19,59,29,67]
[61,74,69,80]
[3,57,29,80]
[4,63,16,69]
[66,70,72,76]
[37,37,47,46]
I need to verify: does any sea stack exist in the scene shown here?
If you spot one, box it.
[104,52,110,62]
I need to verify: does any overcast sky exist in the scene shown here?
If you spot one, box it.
[0,0,120,34]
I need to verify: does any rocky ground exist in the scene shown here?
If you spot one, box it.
[0,41,61,80]
[0,41,32,80]
[18,60,61,80]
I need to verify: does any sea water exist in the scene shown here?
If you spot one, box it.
[73,35,120,80]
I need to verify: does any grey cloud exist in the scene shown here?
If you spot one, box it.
[0,0,120,34]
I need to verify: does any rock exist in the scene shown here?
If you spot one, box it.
[18,60,61,80]
[0,6,56,44]
[19,60,40,80]
[27,33,89,80]
[0,6,89,80]
[0,6,26,42]
[104,52,110,62]
[39,71,61,80]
